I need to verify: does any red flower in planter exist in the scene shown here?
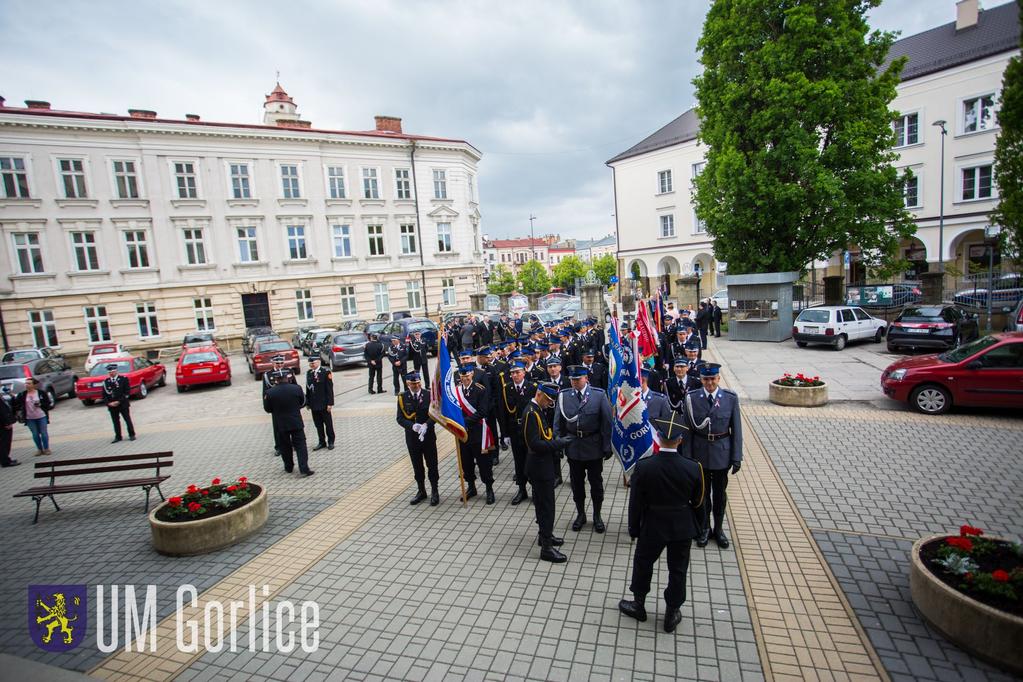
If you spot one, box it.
[992,569,1010,583]
[946,537,973,552]
[211,477,221,486]
[960,525,984,537]
[238,476,248,483]
[239,482,248,489]
[168,497,182,507]
[186,484,198,494]
[226,485,238,493]
[200,489,209,497]
[187,501,201,512]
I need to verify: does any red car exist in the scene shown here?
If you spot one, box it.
[76,357,167,405]
[175,346,231,392]
[250,338,300,380]
[881,333,1023,414]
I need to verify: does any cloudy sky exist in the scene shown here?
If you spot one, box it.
[1,0,973,240]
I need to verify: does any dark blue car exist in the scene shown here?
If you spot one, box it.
[379,318,439,356]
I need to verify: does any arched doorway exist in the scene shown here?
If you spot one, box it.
[950,229,996,275]
[692,253,716,300]
[901,237,928,279]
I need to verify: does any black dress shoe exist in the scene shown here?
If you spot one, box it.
[313,443,327,451]
[510,488,528,505]
[664,608,682,633]
[409,489,428,505]
[540,545,567,563]
[430,489,440,506]
[714,530,731,549]
[464,484,478,501]
[368,389,375,394]
[327,443,335,450]
[554,476,563,488]
[1,460,20,467]
[696,528,710,547]
[284,467,294,473]
[111,438,122,444]
[618,600,647,622]
[274,448,281,457]
[301,470,315,477]
[571,514,587,532]
[537,536,565,547]
[500,440,508,451]
[485,487,496,504]
[129,435,136,441]
[593,515,606,534]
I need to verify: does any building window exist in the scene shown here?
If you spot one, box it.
[442,277,456,307]
[12,232,44,274]
[327,166,346,199]
[287,225,307,260]
[659,215,675,238]
[124,230,150,268]
[362,168,379,199]
[183,228,207,265]
[29,310,58,347]
[193,298,215,331]
[406,280,422,309]
[432,169,447,199]
[893,113,919,147]
[84,306,111,343]
[395,169,412,199]
[332,224,352,258]
[367,224,384,256]
[467,173,475,203]
[340,286,357,317]
[174,162,198,199]
[71,232,100,271]
[903,173,920,208]
[230,163,251,199]
[400,223,417,255]
[237,226,259,262]
[113,160,140,199]
[374,283,389,314]
[658,170,673,194]
[0,157,30,198]
[961,164,993,201]
[281,164,301,198]
[295,289,314,322]
[59,159,87,198]
[963,94,996,133]
[437,223,453,252]
[136,302,159,338]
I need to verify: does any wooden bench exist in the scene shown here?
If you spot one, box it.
[13,452,173,524]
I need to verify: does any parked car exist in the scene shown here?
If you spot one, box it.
[182,332,216,348]
[1,347,60,364]
[791,306,888,350]
[881,333,1023,414]
[337,320,359,332]
[953,274,1023,309]
[374,311,413,322]
[175,346,231,392]
[291,325,319,348]
[84,343,130,371]
[242,326,276,354]
[244,333,282,371]
[886,305,980,353]
[711,289,729,311]
[249,338,300,380]
[1010,299,1023,332]
[75,357,166,405]
[442,310,472,325]
[304,329,338,356]
[351,320,389,338]
[522,310,559,327]
[320,332,370,370]
[379,318,440,355]
[0,356,78,401]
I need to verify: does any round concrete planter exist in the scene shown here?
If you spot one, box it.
[149,485,268,557]
[910,535,1023,676]
[768,381,828,407]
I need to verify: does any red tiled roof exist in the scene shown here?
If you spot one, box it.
[487,238,549,249]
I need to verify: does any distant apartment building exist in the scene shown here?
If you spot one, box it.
[483,237,551,275]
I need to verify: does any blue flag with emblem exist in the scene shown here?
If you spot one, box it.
[429,334,467,442]
[608,315,625,395]
[610,325,653,474]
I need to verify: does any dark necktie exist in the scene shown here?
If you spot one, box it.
[708,393,715,407]
[576,390,583,402]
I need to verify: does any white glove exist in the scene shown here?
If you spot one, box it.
[503,437,511,448]
[418,432,426,443]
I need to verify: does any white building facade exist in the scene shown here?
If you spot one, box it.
[0,85,484,355]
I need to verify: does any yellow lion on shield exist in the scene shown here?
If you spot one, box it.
[36,593,78,645]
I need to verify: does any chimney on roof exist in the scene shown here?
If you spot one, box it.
[185,113,200,121]
[956,0,979,30]
[128,109,157,119]
[374,115,402,134]
[25,100,50,110]
[0,96,5,107]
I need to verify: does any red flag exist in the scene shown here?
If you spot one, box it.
[635,300,659,358]
[654,290,663,333]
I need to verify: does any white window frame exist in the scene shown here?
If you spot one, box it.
[227,161,252,199]
[400,223,417,255]
[406,280,422,310]
[367,224,385,256]
[441,277,456,307]
[901,167,923,209]
[326,165,347,200]
[70,231,100,271]
[56,157,89,199]
[110,158,142,199]
[331,224,352,258]
[286,224,308,260]
[957,161,996,202]
[394,168,413,200]
[135,301,160,339]
[295,289,314,322]
[892,111,921,148]
[182,227,208,265]
[83,305,112,343]
[959,92,999,135]
[432,169,447,199]
[659,214,675,239]
[657,169,673,194]
[12,232,44,274]
[361,167,380,200]
[339,286,357,317]
[123,229,151,269]
[0,155,31,198]
[28,309,58,348]
[236,226,260,263]
[193,297,216,332]
[437,222,453,252]
[170,159,201,199]
[374,282,390,314]
[278,162,303,199]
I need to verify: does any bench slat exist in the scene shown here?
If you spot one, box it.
[33,451,173,468]
[14,476,170,497]
[34,462,173,479]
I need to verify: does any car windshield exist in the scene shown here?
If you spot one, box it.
[335,334,366,344]
[367,322,387,333]
[1,350,37,363]
[0,366,27,379]
[899,307,943,322]
[257,341,292,352]
[797,310,831,323]
[938,335,1000,363]
[89,361,131,376]
[182,352,219,365]
[92,347,118,355]
[407,322,436,333]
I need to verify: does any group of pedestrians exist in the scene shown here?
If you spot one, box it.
[0,378,56,467]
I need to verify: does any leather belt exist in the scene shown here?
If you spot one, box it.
[575,429,596,438]
[696,432,730,442]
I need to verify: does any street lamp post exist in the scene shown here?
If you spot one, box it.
[528,214,537,263]
[932,120,947,300]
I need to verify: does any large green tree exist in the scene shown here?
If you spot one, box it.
[518,260,551,293]
[487,264,516,294]
[992,0,1023,260]
[692,0,915,274]
[592,253,618,286]
[552,255,588,289]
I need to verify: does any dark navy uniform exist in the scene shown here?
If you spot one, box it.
[499,374,536,499]
[386,342,409,395]
[263,382,312,475]
[523,397,570,557]
[305,364,335,449]
[396,383,439,503]
[554,380,613,532]
[457,370,495,501]
[407,335,430,388]
[687,385,743,545]
[102,372,135,442]
[363,337,385,393]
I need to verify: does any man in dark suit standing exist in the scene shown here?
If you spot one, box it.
[619,413,705,633]
[712,300,723,337]
[695,302,710,350]
[364,333,384,394]
[102,363,135,443]
[396,371,439,506]
[457,363,495,503]
[687,363,742,549]
[407,330,430,389]
[305,356,335,451]
[386,336,408,396]
[580,350,607,391]
[0,386,19,468]
[523,382,574,563]
[263,373,314,476]
[499,361,536,505]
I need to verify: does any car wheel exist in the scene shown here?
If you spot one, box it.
[834,335,847,351]
[177,385,186,393]
[223,378,232,387]
[874,328,884,343]
[887,342,899,353]
[254,372,262,382]
[82,399,94,406]
[47,387,58,404]
[796,341,808,348]
[67,381,77,398]
[157,373,166,387]
[138,382,149,399]
[910,384,951,415]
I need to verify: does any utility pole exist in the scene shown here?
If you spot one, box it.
[529,214,537,263]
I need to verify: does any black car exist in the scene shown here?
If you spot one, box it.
[887,305,980,352]
[379,318,440,355]
[242,326,275,354]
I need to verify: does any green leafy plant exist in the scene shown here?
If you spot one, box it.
[487,264,517,294]
[551,255,588,289]
[164,477,253,520]
[518,260,551,294]
[592,254,618,287]
[992,5,1023,260]
[774,373,824,387]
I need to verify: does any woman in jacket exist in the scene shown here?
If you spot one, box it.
[14,378,54,456]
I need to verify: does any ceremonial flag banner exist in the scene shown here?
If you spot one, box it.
[429,335,467,442]
[608,315,626,396]
[635,299,659,359]
[611,327,653,474]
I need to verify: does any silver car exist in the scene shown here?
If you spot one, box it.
[0,356,78,401]
[320,332,368,370]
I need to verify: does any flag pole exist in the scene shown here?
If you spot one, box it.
[455,439,467,508]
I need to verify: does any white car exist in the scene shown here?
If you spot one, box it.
[84,342,129,371]
[791,306,887,350]
[711,289,729,310]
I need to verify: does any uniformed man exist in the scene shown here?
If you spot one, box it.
[386,336,409,396]
[687,363,742,549]
[545,356,570,389]
[477,346,502,464]
[364,333,385,394]
[641,368,674,426]
[102,362,135,443]
[664,358,690,412]
[396,371,439,506]
[499,361,536,505]
[683,343,705,392]
[305,356,335,451]
[554,365,613,533]
[619,413,705,632]
[263,371,314,476]
[524,381,574,563]
[263,355,290,455]
[580,349,607,391]
[457,363,496,503]
[1,385,20,468]
[407,330,430,389]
